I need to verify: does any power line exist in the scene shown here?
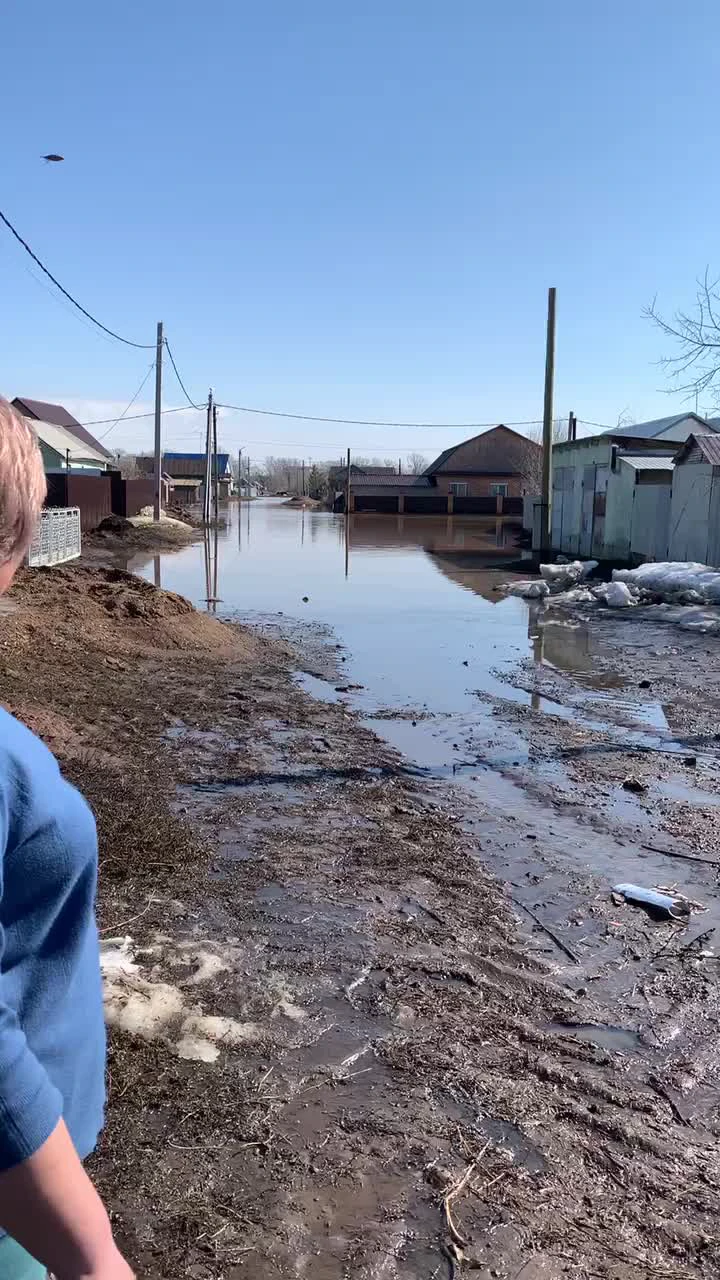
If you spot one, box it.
[0,206,155,349]
[164,340,204,409]
[78,405,199,426]
[216,402,543,430]
[577,418,612,430]
[97,363,157,440]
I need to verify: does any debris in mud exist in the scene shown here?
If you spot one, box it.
[622,775,648,793]
[611,882,702,919]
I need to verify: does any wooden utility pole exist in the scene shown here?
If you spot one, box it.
[153,320,164,522]
[302,459,306,497]
[345,448,351,515]
[203,389,213,524]
[212,401,219,527]
[540,288,556,552]
[238,448,242,497]
[567,409,577,442]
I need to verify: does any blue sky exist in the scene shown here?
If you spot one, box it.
[2,0,720,462]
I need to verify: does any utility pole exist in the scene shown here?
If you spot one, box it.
[153,320,164,522]
[302,459,306,497]
[540,288,556,553]
[238,448,242,498]
[203,389,213,524]
[345,447,351,516]
[212,401,219,527]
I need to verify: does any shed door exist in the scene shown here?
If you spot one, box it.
[591,465,608,557]
[580,465,595,556]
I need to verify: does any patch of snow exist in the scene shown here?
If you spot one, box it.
[613,562,720,603]
[503,580,550,599]
[540,560,598,590]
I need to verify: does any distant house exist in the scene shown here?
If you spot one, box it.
[136,451,233,504]
[28,419,110,473]
[12,396,113,461]
[551,414,720,560]
[669,433,720,565]
[424,425,541,498]
[334,428,539,515]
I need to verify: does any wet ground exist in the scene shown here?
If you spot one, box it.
[8,510,720,1276]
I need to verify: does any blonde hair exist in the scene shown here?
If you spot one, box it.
[0,399,47,564]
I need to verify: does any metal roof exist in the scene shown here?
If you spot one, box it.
[12,397,113,459]
[603,413,718,441]
[619,454,675,472]
[30,419,109,466]
[137,451,231,478]
[675,433,720,466]
[350,474,432,490]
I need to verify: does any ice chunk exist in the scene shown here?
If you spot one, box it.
[503,580,550,599]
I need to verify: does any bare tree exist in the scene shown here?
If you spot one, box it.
[113,449,142,478]
[615,406,636,430]
[646,269,720,403]
[515,421,567,495]
[406,452,428,474]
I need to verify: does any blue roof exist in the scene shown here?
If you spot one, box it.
[163,451,230,472]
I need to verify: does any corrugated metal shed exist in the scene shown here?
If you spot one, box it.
[675,434,720,467]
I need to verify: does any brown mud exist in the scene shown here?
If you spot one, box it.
[1,565,719,1278]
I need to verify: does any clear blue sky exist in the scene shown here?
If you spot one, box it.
[2,0,720,462]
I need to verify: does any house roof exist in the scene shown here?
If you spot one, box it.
[619,453,675,472]
[602,413,718,442]
[30,419,109,466]
[425,425,540,476]
[350,474,432,490]
[12,396,113,459]
[675,433,720,466]
[137,451,230,478]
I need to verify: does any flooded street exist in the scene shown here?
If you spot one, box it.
[95,498,720,1278]
[11,521,720,1277]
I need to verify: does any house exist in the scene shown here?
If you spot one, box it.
[12,396,113,461]
[668,434,720,565]
[424,425,541,499]
[336,428,539,515]
[136,451,233,504]
[29,419,110,473]
[550,414,720,560]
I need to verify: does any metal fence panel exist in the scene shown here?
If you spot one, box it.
[27,507,82,566]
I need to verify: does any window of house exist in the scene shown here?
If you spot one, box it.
[448,482,468,497]
[490,483,508,497]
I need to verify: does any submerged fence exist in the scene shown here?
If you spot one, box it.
[27,507,82,567]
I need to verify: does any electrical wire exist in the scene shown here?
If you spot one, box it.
[0,207,155,349]
[216,402,543,430]
[96,363,157,441]
[78,405,200,426]
[163,340,205,409]
[577,418,613,430]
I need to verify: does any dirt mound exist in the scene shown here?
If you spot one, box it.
[96,515,135,535]
[5,565,266,660]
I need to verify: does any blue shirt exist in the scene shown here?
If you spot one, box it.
[0,707,105,1171]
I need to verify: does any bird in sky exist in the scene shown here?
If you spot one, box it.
[41,154,64,163]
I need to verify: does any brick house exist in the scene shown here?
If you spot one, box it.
[424,425,541,498]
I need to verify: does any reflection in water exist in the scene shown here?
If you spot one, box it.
[135,501,662,745]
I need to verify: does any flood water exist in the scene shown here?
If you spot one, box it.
[134,498,669,772]
[135,499,720,933]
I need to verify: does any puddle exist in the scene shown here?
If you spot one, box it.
[476,1118,547,1174]
[657,779,720,806]
[546,1021,643,1054]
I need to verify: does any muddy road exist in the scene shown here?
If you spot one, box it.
[2,507,720,1277]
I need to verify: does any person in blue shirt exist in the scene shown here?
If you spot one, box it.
[0,400,134,1279]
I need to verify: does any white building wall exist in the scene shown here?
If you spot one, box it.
[551,438,615,556]
[629,483,671,561]
[669,460,713,562]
